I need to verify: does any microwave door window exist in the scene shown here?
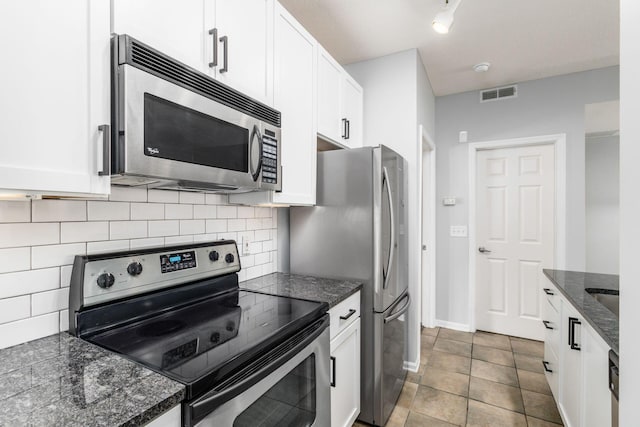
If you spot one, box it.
[144,94,249,172]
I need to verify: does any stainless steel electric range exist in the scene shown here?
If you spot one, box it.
[69,240,330,427]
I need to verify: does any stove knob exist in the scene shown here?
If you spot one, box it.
[209,251,220,262]
[97,273,115,289]
[225,253,235,263]
[127,262,143,276]
[210,332,220,343]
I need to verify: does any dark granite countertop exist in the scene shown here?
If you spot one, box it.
[543,269,619,354]
[240,273,362,308]
[0,332,184,427]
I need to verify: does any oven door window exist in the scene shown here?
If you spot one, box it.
[233,354,316,427]
[144,93,248,172]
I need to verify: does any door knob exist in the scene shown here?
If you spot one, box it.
[478,247,492,254]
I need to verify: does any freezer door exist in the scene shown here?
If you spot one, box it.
[374,146,408,312]
[372,292,410,425]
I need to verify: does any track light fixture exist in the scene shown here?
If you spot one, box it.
[432,0,462,34]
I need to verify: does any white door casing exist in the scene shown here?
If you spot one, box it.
[475,143,555,340]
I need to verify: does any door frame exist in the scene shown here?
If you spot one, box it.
[418,125,437,328]
[467,133,567,332]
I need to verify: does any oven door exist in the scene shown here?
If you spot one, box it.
[115,64,270,191]
[187,316,330,427]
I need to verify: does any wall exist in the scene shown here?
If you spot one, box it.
[346,49,436,369]
[619,0,640,422]
[585,135,619,274]
[435,66,619,326]
[0,187,278,349]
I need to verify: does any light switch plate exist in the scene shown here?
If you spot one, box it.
[450,226,468,237]
[459,131,468,143]
[443,197,457,206]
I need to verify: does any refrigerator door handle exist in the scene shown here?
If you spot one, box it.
[384,294,411,324]
[382,166,395,289]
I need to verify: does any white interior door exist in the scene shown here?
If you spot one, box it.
[476,144,555,340]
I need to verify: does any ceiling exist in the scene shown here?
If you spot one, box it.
[278,0,620,96]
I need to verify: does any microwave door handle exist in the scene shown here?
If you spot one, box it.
[382,166,395,289]
[250,125,263,182]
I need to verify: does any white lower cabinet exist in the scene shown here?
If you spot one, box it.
[542,279,611,427]
[328,291,361,427]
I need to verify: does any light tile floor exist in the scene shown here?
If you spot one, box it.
[354,327,563,427]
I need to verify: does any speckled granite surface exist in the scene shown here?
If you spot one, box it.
[543,269,619,354]
[240,273,362,308]
[0,332,184,427]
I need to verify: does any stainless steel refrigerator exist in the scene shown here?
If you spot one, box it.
[290,145,409,426]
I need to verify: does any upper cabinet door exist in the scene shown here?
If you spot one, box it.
[112,0,207,71]
[341,76,363,148]
[0,0,110,196]
[212,0,274,105]
[317,48,343,143]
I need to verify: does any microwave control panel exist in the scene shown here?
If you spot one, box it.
[262,131,279,185]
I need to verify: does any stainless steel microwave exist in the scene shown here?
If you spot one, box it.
[109,34,281,193]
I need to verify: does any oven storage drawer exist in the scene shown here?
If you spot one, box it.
[329,291,361,340]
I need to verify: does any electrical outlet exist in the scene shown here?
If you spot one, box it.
[450,226,468,237]
[242,236,251,255]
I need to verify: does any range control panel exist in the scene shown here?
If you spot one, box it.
[261,130,279,185]
[82,241,240,307]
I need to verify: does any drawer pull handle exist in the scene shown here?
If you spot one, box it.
[542,320,554,330]
[542,360,553,373]
[330,356,336,387]
[543,288,555,295]
[340,309,357,321]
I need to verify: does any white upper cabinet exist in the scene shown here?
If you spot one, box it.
[209,0,274,105]
[317,47,363,149]
[112,0,207,71]
[112,0,273,105]
[0,0,111,196]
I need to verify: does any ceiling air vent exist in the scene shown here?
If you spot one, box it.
[480,85,518,103]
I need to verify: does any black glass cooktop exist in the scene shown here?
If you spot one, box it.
[87,288,327,398]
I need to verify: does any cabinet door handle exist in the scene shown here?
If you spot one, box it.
[98,124,110,176]
[208,28,218,68]
[340,309,357,321]
[542,360,553,373]
[219,35,228,73]
[568,317,581,351]
[346,119,350,139]
[330,356,336,387]
[542,320,553,330]
[342,118,347,139]
[543,288,555,295]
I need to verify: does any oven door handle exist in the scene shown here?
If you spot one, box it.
[189,315,329,425]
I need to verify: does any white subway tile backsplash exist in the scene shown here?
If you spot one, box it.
[0,295,31,324]
[32,200,86,222]
[148,189,179,204]
[180,220,205,235]
[110,221,147,240]
[32,288,69,316]
[179,191,205,205]
[130,237,165,250]
[88,201,130,221]
[193,205,217,219]
[32,243,86,269]
[148,220,179,237]
[0,268,59,298]
[61,222,108,243]
[165,204,193,220]
[0,312,59,349]
[87,239,130,255]
[228,219,246,232]
[109,186,147,202]
[0,223,59,249]
[0,201,31,223]
[0,188,277,349]
[217,206,237,218]
[206,219,227,233]
[131,203,165,220]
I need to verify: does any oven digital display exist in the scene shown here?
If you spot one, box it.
[160,250,197,273]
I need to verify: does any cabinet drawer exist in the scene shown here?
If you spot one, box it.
[329,291,361,340]
[542,283,560,313]
[543,298,561,359]
[543,341,560,400]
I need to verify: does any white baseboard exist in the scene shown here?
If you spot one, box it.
[434,319,472,332]
[403,360,420,372]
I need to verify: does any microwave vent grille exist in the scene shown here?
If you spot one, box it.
[126,38,280,127]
